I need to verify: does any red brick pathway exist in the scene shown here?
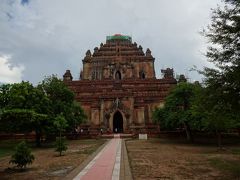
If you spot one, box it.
[73,135,121,180]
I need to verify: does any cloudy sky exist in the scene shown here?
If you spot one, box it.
[0,0,223,84]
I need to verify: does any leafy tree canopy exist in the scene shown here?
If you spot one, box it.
[154,83,202,129]
[38,75,74,116]
[202,0,240,115]
[153,82,202,142]
[0,76,86,146]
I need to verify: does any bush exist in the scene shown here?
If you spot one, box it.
[55,137,67,156]
[9,141,34,169]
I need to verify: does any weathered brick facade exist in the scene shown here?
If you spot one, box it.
[63,34,177,134]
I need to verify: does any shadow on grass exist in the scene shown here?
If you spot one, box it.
[4,167,34,173]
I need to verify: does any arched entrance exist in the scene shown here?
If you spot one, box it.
[115,71,121,80]
[113,111,123,133]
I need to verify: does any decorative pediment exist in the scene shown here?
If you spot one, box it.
[104,98,130,119]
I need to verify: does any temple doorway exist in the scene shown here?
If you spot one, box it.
[113,111,123,133]
[115,71,121,80]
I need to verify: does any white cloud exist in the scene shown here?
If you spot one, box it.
[0,55,24,83]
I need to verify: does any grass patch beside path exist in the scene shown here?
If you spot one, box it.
[126,138,240,180]
[231,148,240,155]
[0,140,22,158]
[209,158,240,177]
[0,138,105,158]
[0,139,53,157]
[0,149,13,158]
[0,138,107,180]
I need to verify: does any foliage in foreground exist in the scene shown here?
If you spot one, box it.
[0,109,49,147]
[9,141,34,169]
[55,137,68,156]
[153,0,240,148]
[199,0,240,147]
[0,75,86,147]
[153,82,202,142]
[54,115,68,156]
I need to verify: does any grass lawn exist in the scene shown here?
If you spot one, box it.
[126,138,240,180]
[0,140,23,158]
[0,149,13,158]
[0,138,106,180]
[209,158,240,177]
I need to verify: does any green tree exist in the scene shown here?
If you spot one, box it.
[6,81,50,113]
[0,81,51,116]
[202,0,240,121]
[38,75,74,116]
[54,115,68,156]
[0,84,12,109]
[0,109,49,147]
[9,141,34,169]
[0,76,86,146]
[153,83,202,142]
[0,82,52,147]
[199,0,240,147]
[39,75,85,133]
[192,87,236,148]
[66,101,86,132]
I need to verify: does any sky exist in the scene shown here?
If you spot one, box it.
[0,0,223,84]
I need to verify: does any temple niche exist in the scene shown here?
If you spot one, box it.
[63,34,177,135]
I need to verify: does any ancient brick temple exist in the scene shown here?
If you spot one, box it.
[63,34,177,135]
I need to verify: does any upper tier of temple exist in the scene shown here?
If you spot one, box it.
[64,34,176,81]
[83,34,153,60]
[77,34,156,80]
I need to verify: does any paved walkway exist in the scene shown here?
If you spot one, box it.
[73,135,122,180]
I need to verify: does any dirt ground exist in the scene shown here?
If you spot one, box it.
[126,138,240,180]
[0,139,106,180]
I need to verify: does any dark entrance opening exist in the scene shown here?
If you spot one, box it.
[139,71,145,79]
[115,71,121,80]
[113,111,123,133]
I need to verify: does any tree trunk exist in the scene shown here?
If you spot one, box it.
[216,130,222,149]
[183,122,194,143]
[59,131,62,156]
[35,130,41,147]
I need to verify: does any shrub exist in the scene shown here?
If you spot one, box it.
[9,141,34,169]
[55,137,67,156]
